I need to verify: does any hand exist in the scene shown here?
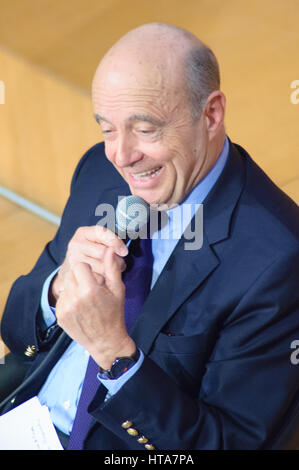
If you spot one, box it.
[50,226,128,304]
[55,247,136,368]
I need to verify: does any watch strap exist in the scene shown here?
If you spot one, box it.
[98,348,140,380]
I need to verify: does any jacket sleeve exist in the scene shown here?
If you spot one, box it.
[0,145,99,357]
[89,249,299,450]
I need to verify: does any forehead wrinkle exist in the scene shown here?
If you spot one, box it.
[93,89,164,114]
[128,114,165,126]
[94,112,166,128]
[94,91,171,123]
[93,86,162,101]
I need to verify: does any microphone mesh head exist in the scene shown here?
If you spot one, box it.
[116,195,150,236]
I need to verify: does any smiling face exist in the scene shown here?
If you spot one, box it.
[92,30,222,207]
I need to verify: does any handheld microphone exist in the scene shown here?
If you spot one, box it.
[115,195,150,243]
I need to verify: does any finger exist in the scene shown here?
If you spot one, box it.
[83,225,128,257]
[72,262,98,290]
[92,271,105,286]
[103,247,124,295]
[63,268,78,292]
[80,242,126,271]
[56,269,78,317]
[81,241,106,260]
[80,253,126,276]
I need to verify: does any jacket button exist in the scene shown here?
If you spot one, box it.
[127,428,139,437]
[24,345,36,357]
[137,436,148,444]
[145,443,155,450]
[121,420,133,429]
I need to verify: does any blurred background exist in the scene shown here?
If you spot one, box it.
[0,0,298,353]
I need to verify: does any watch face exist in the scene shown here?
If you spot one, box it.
[111,357,135,378]
[98,349,140,380]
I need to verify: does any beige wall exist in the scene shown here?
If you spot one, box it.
[0,196,57,356]
[0,48,101,216]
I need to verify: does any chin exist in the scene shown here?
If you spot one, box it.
[128,189,158,205]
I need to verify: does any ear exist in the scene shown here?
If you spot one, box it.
[204,91,226,139]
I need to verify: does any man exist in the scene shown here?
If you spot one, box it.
[1,23,299,450]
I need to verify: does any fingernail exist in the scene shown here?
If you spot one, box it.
[120,245,128,256]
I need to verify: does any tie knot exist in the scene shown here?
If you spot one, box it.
[124,236,153,273]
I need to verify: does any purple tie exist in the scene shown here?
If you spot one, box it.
[67,236,153,450]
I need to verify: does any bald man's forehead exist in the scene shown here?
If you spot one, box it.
[93,46,187,99]
[92,57,192,129]
[91,24,197,120]
[92,77,184,127]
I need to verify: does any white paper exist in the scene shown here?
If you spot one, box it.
[0,396,63,450]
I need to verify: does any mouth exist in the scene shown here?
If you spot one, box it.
[130,166,162,181]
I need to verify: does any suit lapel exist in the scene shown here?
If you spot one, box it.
[131,141,246,354]
[131,232,219,354]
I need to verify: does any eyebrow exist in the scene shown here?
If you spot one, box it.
[94,113,109,124]
[94,113,165,127]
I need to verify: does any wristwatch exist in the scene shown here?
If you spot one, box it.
[98,348,140,379]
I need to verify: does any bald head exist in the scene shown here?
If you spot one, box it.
[93,22,220,119]
[103,22,200,60]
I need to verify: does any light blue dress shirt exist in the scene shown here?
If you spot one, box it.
[38,137,229,435]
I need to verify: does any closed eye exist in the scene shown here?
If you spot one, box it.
[101,128,116,136]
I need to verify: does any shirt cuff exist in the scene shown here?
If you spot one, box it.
[97,349,144,399]
[40,266,60,328]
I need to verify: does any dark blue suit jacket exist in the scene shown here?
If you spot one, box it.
[1,139,299,449]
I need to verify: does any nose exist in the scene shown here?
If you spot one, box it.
[113,134,143,168]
